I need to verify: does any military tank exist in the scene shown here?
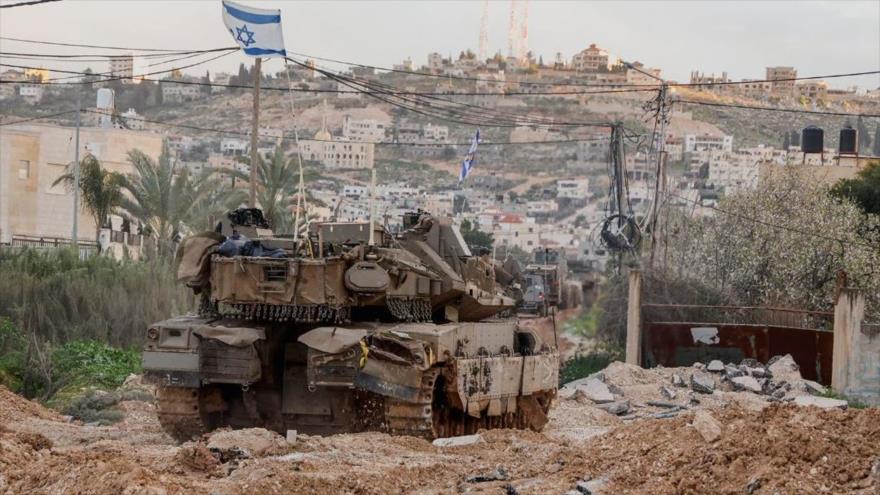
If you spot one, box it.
[143,208,558,441]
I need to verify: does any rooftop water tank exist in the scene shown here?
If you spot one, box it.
[839,126,858,155]
[801,126,824,154]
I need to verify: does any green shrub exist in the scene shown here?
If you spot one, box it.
[62,390,125,425]
[559,345,623,386]
[52,340,141,391]
[0,318,26,391]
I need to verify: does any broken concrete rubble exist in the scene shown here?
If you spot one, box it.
[691,410,722,443]
[671,373,685,387]
[660,385,677,400]
[731,375,762,393]
[595,400,630,416]
[577,378,615,404]
[793,396,848,409]
[432,434,484,447]
[690,372,716,394]
[803,380,827,395]
[707,360,725,372]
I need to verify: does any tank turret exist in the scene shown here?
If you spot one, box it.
[145,208,558,441]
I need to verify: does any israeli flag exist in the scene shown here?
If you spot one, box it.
[222,1,287,57]
[459,129,480,183]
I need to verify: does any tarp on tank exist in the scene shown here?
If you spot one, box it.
[193,321,266,347]
[176,232,225,287]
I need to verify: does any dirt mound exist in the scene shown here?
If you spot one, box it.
[576,404,880,494]
[0,385,63,424]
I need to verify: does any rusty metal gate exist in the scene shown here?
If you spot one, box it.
[641,304,835,384]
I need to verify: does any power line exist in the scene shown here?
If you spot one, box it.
[0,110,76,126]
[0,0,61,8]
[677,98,880,118]
[0,47,238,62]
[668,191,877,250]
[0,35,207,52]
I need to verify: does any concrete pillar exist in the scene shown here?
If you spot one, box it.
[625,270,643,366]
[832,289,879,405]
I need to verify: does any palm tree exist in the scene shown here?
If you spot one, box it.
[119,144,219,256]
[52,154,124,251]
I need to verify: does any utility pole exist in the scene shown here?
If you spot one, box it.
[249,57,262,208]
[72,90,82,247]
[649,84,671,268]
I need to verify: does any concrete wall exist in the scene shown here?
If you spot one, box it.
[0,123,163,244]
[833,290,880,406]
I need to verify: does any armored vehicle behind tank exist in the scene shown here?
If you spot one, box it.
[144,209,558,440]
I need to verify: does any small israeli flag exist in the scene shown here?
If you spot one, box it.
[222,0,287,57]
[459,129,480,183]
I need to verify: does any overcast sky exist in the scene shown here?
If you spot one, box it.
[1,0,878,90]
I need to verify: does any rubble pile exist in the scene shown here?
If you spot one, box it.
[556,355,844,426]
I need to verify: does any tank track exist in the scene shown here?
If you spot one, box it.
[155,386,209,442]
[384,368,553,439]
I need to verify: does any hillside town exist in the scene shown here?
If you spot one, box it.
[0,1,879,494]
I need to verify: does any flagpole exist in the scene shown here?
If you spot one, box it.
[249,57,262,208]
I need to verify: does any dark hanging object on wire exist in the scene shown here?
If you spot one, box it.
[838,125,858,155]
[801,125,824,154]
[600,214,642,252]
[790,130,801,147]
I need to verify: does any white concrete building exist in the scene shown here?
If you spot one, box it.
[556,178,590,199]
[684,134,733,153]
[342,115,387,142]
[161,80,202,102]
[18,84,44,104]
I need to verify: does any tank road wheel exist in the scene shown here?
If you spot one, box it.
[155,386,225,443]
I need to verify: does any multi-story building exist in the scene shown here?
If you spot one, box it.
[0,123,162,246]
[689,71,730,92]
[427,52,445,72]
[571,44,617,72]
[299,127,374,170]
[624,62,661,85]
[797,80,828,100]
[18,84,44,104]
[342,115,387,142]
[108,54,134,83]
[739,79,773,96]
[684,134,733,153]
[221,138,248,155]
[556,178,590,199]
[766,66,797,95]
[161,79,202,102]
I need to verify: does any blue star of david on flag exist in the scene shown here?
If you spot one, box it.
[234,25,256,47]
[222,0,286,58]
[459,129,481,183]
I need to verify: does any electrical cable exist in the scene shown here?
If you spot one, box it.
[0,35,215,52]
[677,99,880,118]
[0,109,76,125]
[0,0,61,8]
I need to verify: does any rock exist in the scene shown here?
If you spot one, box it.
[207,428,289,458]
[731,376,762,393]
[747,367,768,378]
[746,476,762,494]
[432,434,484,447]
[660,386,677,400]
[466,467,508,483]
[575,478,606,494]
[558,387,578,400]
[275,452,305,463]
[286,430,297,444]
[768,355,801,383]
[724,365,744,379]
[707,360,725,372]
[595,400,630,415]
[691,410,722,443]
[690,372,716,394]
[803,380,827,395]
[793,396,848,409]
[687,391,701,405]
[671,373,686,387]
[740,358,761,368]
[576,378,615,404]
[693,362,706,370]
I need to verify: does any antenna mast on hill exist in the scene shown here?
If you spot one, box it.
[479,0,489,61]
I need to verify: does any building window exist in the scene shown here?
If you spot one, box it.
[18,160,30,180]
